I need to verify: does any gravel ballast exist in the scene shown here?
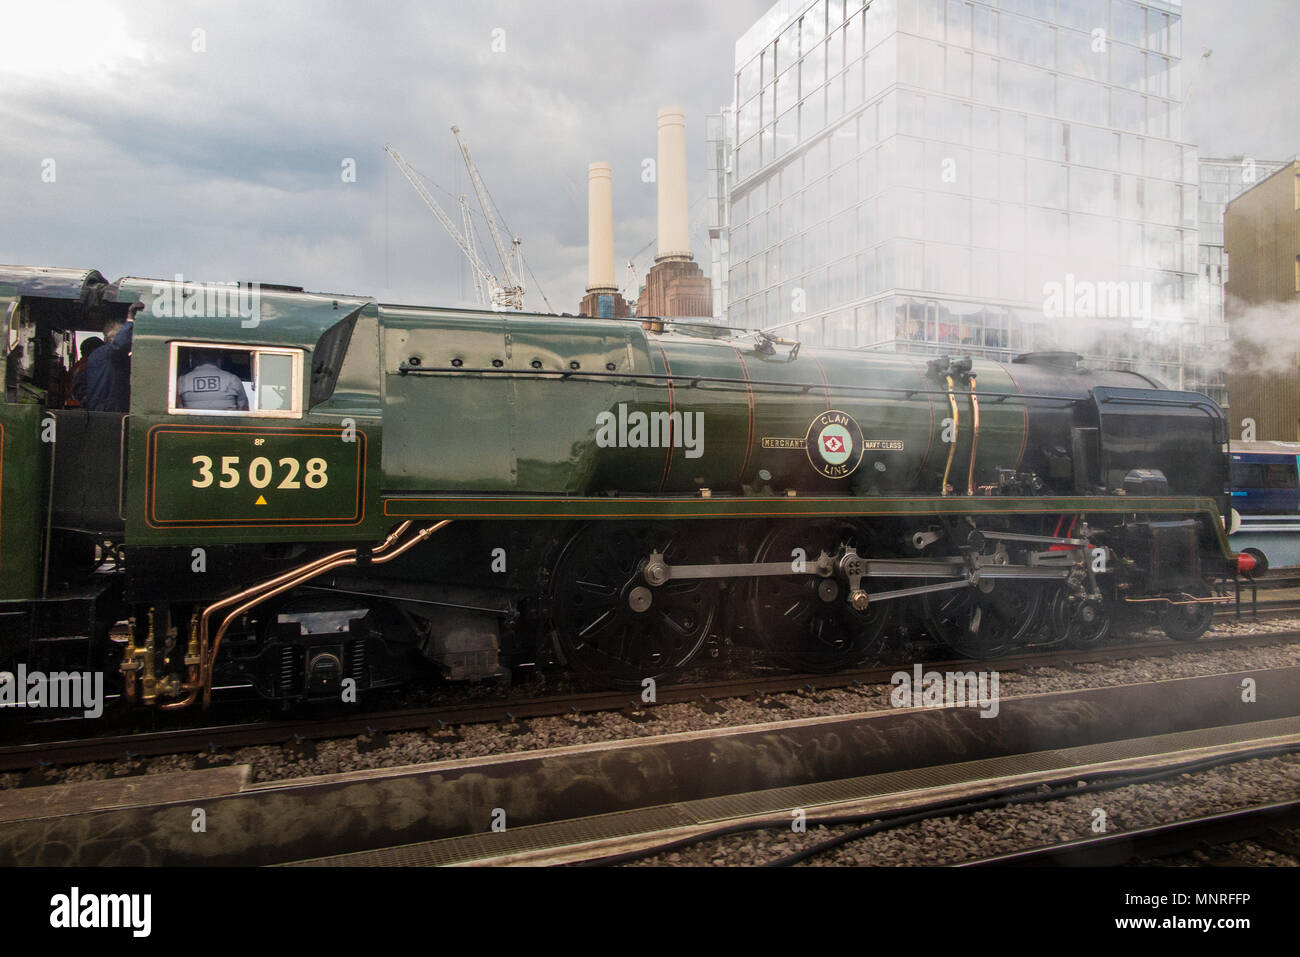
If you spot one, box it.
[622,752,1300,866]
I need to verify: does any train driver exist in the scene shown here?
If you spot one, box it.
[86,301,144,413]
[177,349,250,411]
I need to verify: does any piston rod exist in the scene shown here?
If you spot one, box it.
[643,552,1074,585]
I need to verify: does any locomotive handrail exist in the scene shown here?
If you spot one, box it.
[1096,394,1223,412]
[393,364,1084,405]
[967,374,981,497]
[41,412,57,598]
[117,414,129,522]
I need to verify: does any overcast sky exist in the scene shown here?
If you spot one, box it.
[1,0,1296,313]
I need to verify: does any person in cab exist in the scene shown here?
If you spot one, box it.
[177,349,249,411]
[86,302,144,413]
[66,336,103,407]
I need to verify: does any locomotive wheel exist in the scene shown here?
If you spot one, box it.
[922,578,1043,659]
[747,520,893,673]
[1160,581,1215,642]
[1047,588,1111,648]
[548,523,716,687]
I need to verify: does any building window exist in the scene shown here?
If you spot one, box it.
[168,342,303,417]
[1111,0,1148,48]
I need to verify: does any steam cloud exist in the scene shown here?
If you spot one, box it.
[1225,296,1300,376]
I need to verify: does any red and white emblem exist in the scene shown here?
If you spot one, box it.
[804,410,864,478]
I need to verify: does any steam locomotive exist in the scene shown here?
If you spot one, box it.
[1,265,1245,711]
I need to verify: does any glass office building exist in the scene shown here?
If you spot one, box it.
[723,0,1210,390]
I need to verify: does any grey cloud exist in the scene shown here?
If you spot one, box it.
[3,0,1292,314]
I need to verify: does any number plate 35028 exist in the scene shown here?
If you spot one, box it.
[144,425,366,527]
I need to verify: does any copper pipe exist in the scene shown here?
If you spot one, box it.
[196,521,412,697]
[198,548,350,684]
[159,614,203,711]
[202,521,447,708]
[1122,594,1228,606]
[966,373,980,496]
[159,689,197,711]
[199,519,414,703]
[941,374,958,496]
[162,522,414,712]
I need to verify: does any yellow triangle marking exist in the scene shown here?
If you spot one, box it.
[255,495,268,506]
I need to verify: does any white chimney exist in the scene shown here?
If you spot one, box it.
[656,107,691,261]
[587,162,616,292]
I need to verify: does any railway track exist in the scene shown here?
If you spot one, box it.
[1231,601,1300,618]
[299,716,1300,867]
[2,627,1298,774]
[490,733,1300,867]
[5,666,1298,866]
[1219,595,1300,619]
[956,799,1300,866]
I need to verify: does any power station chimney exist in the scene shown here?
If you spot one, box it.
[578,161,630,318]
[587,162,616,292]
[656,107,691,261]
[634,107,711,318]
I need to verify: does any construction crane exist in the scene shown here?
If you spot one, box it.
[625,260,642,305]
[383,142,524,311]
[458,195,487,307]
[451,125,525,310]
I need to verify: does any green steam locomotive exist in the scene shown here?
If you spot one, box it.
[1,265,1241,711]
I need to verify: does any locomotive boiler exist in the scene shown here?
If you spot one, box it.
[0,265,1241,711]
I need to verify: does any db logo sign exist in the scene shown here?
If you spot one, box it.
[805,411,863,479]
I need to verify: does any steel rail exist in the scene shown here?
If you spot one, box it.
[955,799,1300,866]
[554,743,1300,868]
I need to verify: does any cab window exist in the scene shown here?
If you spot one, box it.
[168,342,303,417]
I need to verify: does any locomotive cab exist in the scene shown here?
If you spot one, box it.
[1,267,132,686]
[1,267,390,708]
[2,267,130,577]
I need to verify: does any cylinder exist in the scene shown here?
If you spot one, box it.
[656,107,691,261]
[587,162,616,292]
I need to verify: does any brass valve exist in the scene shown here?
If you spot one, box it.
[119,615,142,704]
